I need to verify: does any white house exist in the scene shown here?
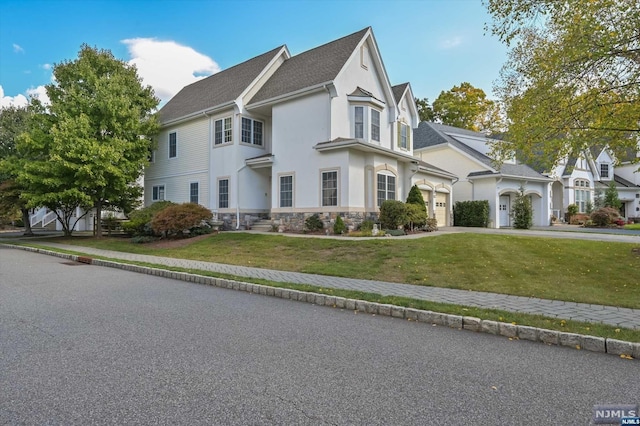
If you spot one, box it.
[413,122,552,228]
[538,146,640,221]
[145,27,456,230]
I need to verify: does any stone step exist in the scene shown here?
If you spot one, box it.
[250,219,273,232]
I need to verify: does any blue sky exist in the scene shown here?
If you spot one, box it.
[0,0,508,108]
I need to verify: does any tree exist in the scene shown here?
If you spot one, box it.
[379,200,407,230]
[432,82,496,131]
[415,97,435,122]
[511,185,533,229]
[0,105,34,235]
[485,0,640,168]
[17,45,159,237]
[405,185,427,230]
[604,182,622,210]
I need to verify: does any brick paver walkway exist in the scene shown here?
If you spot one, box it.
[13,241,640,330]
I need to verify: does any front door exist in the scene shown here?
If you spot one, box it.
[499,196,510,227]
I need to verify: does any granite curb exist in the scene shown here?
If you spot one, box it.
[8,244,639,360]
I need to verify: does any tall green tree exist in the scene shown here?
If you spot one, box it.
[415,97,435,122]
[511,185,533,229]
[0,105,34,235]
[604,182,622,210]
[485,0,640,168]
[17,45,159,237]
[432,82,497,131]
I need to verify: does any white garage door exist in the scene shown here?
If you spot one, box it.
[435,192,447,226]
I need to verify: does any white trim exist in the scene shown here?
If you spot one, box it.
[145,169,208,180]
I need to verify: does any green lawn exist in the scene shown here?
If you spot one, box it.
[624,223,640,230]
[38,232,640,309]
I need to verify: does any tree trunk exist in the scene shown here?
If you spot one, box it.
[21,208,34,236]
[95,201,102,239]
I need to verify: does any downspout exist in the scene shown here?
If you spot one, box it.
[236,163,247,230]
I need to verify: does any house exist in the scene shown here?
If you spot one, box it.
[144,27,456,230]
[413,122,552,228]
[539,146,640,221]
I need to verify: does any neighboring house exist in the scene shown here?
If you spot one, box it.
[590,146,640,219]
[413,122,552,228]
[145,27,455,230]
[537,146,640,221]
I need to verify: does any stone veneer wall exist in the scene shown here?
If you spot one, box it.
[271,212,379,233]
[219,213,270,231]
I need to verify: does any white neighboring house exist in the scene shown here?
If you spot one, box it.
[144,27,456,230]
[413,122,552,228]
[614,147,640,219]
[538,146,640,221]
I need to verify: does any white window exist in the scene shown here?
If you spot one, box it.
[399,123,408,149]
[280,175,293,208]
[321,171,338,207]
[600,163,609,178]
[190,182,199,204]
[354,106,364,139]
[148,149,155,163]
[169,132,177,158]
[574,179,591,213]
[241,117,263,146]
[214,117,232,145]
[218,179,229,208]
[360,44,368,69]
[377,173,396,207]
[152,185,165,201]
[371,109,380,142]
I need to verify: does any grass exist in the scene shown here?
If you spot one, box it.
[28,232,640,309]
[624,223,640,230]
[10,243,640,343]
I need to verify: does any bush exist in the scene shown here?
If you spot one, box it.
[151,203,213,238]
[123,201,175,236]
[566,204,578,223]
[304,214,324,232]
[379,200,407,230]
[333,215,346,234]
[511,185,533,229]
[405,203,427,230]
[425,218,438,232]
[453,200,489,227]
[359,219,374,233]
[590,207,620,227]
[385,229,406,236]
[131,235,158,244]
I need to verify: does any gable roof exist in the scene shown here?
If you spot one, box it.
[391,83,409,104]
[414,122,549,180]
[158,46,285,124]
[248,28,370,105]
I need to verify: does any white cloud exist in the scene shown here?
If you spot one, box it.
[0,85,28,108]
[0,85,50,109]
[26,85,50,105]
[122,38,220,103]
[13,43,24,53]
[41,63,52,70]
[439,36,463,50]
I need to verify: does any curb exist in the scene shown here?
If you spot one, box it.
[7,244,640,360]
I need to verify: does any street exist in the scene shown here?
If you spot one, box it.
[1,247,639,425]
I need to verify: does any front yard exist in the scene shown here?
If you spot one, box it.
[43,232,640,310]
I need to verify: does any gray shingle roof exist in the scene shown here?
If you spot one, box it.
[414,122,548,180]
[248,28,369,105]
[614,174,640,188]
[158,46,285,124]
[391,83,408,105]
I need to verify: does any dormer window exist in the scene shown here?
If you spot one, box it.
[600,163,609,178]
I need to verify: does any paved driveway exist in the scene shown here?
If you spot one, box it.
[2,248,639,425]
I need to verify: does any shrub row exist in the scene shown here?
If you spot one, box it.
[453,200,489,227]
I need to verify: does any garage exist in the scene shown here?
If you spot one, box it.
[435,191,447,226]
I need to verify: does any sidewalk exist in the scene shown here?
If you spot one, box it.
[10,241,640,330]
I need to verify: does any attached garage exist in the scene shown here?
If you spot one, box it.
[435,191,447,226]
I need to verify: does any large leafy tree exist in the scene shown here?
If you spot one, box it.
[485,0,640,168]
[432,82,496,131]
[17,45,159,237]
[0,105,34,235]
[415,97,435,122]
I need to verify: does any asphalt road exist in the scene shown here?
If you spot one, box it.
[1,247,639,425]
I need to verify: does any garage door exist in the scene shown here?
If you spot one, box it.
[435,192,447,226]
[420,190,431,212]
